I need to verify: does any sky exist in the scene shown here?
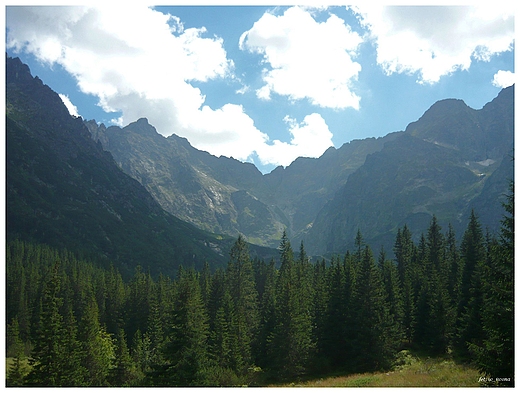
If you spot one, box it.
[4,3,516,173]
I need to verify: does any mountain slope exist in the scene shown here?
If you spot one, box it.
[6,55,240,278]
[87,118,400,248]
[86,119,285,245]
[306,86,514,255]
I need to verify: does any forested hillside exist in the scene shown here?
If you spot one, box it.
[6,184,514,386]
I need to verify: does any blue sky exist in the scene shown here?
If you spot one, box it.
[5,4,515,173]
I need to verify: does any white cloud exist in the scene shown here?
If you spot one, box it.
[256,113,334,167]
[239,6,363,109]
[493,70,515,88]
[59,94,80,117]
[6,5,336,168]
[352,5,515,84]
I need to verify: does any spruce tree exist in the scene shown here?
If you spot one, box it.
[26,262,69,386]
[310,258,329,372]
[380,247,404,345]
[455,210,486,361]
[321,255,348,371]
[255,259,277,371]
[109,328,140,386]
[79,294,116,386]
[351,246,397,372]
[445,223,461,344]
[425,216,450,354]
[6,318,29,386]
[151,269,209,386]
[394,225,416,344]
[470,181,514,385]
[271,232,314,378]
[226,235,259,374]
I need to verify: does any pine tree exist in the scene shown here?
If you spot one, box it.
[321,255,348,371]
[455,210,486,361]
[59,305,87,385]
[393,226,416,344]
[6,318,29,386]
[226,235,259,374]
[351,246,398,372]
[151,269,209,386]
[125,266,151,344]
[445,223,461,342]
[380,247,404,345]
[104,265,126,335]
[255,259,277,371]
[426,216,451,354]
[79,294,116,386]
[310,258,329,372]
[131,329,150,379]
[26,261,69,386]
[199,261,212,311]
[470,180,514,385]
[412,234,429,350]
[293,242,316,371]
[271,232,314,378]
[109,328,139,386]
[209,288,233,370]
[145,286,164,367]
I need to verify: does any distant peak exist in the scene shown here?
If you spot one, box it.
[124,118,161,137]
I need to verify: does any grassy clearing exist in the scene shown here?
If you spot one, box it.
[276,352,481,387]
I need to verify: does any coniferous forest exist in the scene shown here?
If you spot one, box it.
[6,182,514,387]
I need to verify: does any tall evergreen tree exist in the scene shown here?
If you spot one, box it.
[455,210,486,361]
[310,258,330,372]
[6,318,30,386]
[255,259,277,371]
[380,248,404,345]
[271,232,314,378]
[226,235,259,374]
[470,181,514,385]
[79,294,116,386]
[321,255,348,371]
[351,246,398,372]
[151,269,209,386]
[445,224,461,327]
[425,216,451,354]
[394,226,416,344]
[109,328,140,386]
[26,261,70,386]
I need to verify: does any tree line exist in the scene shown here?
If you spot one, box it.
[6,183,513,386]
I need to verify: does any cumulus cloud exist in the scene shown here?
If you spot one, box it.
[59,94,80,117]
[239,6,363,109]
[351,5,515,84]
[6,5,338,167]
[256,113,334,167]
[493,70,515,88]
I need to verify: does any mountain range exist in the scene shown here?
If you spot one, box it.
[87,84,514,256]
[6,54,514,272]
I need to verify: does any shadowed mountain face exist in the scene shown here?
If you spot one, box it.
[305,87,514,255]
[6,55,248,278]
